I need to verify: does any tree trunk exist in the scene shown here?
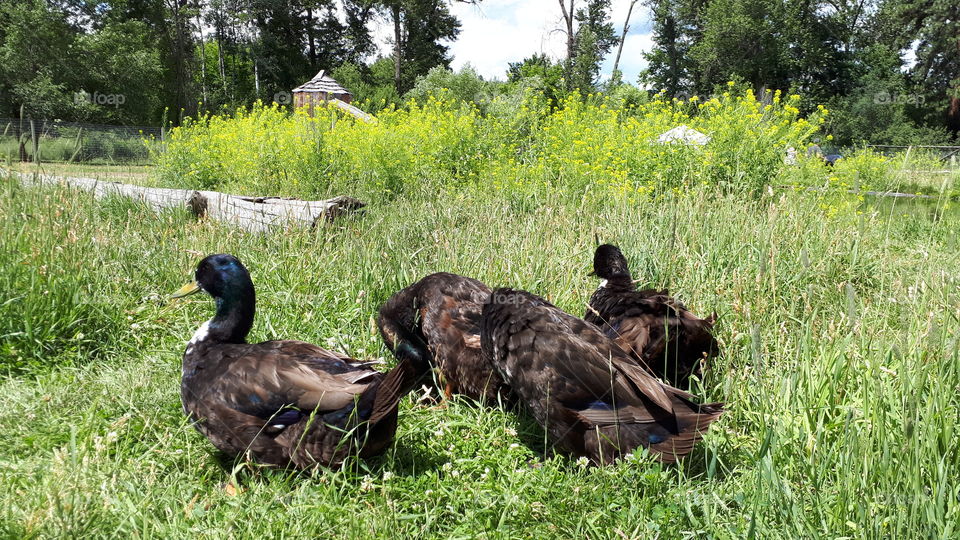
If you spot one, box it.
[612,0,638,79]
[664,14,679,95]
[558,0,576,89]
[306,8,317,69]
[950,37,960,135]
[166,0,192,118]
[214,6,229,99]
[249,15,261,98]
[393,3,403,94]
[196,10,209,106]
[4,168,365,232]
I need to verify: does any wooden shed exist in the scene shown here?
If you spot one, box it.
[292,70,353,113]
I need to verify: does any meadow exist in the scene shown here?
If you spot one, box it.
[1,90,959,537]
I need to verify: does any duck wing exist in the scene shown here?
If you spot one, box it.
[489,295,674,415]
[484,288,723,464]
[203,341,382,421]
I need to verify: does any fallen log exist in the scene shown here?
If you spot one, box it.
[2,168,364,231]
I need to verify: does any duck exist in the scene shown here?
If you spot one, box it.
[481,288,723,465]
[585,244,719,388]
[377,272,511,405]
[172,254,430,468]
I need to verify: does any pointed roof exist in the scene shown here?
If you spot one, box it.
[292,70,351,95]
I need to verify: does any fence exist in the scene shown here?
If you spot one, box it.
[866,145,960,163]
[0,118,162,165]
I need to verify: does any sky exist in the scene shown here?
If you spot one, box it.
[376,0,655,84]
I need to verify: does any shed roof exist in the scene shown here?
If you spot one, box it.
[292,70,351,95]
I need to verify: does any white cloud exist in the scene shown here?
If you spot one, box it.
[372,0,655,84]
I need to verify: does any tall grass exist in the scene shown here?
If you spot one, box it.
[1,172,957,536]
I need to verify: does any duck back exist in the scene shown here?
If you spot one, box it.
[483,288,723,465]
[586,286,719,387]
[378,273,510,404]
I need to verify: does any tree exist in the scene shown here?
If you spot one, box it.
[378,0,461,94]
[895,0,960,136]
[556,0,615,92]
[506,53,565,107]
[342,0,377,63]
[611,0,638,80]
[641,0,702,95]
[405,64,490,105]
[0,0,78,119]
[76,19,164,124]
[569,0,616,91]
[690,0,791,91]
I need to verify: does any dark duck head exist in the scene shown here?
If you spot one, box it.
[592,244,634,290]
[172,254,255,346]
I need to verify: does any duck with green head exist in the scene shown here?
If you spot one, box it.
[172,254,430,468]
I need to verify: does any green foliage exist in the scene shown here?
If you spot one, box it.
[640,0,700,96]
[892,0,960,132]
[642,0,958,142]
[568,0,617,92]
[376,0,461,94]
[507,54,566,109]
[690,0,789,90]
[331,61,402,111]
[152,103,328,194]
[154,88,836,201]
[405,65,492,107]
[0,0,78,119]
[0,1,168,124]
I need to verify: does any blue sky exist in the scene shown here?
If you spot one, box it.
[375,0,655,84]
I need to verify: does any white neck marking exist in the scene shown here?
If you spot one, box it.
[186,319,212,352]
[598,279,609,289]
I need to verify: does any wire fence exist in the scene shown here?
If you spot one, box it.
[0,118,162,165]
[867,145,960,162]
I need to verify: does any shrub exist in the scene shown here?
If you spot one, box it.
[152,102,330,195]
[153,87,885,202]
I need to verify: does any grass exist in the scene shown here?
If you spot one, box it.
[0,169,958,537]
[2,162,157,186]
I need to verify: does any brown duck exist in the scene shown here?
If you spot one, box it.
[482,288,723,465]
[173,254,429,468]
[377,272,510,404]
[585,244,719,387]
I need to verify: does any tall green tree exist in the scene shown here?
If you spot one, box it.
[556,0,616,92]
[641,0,704,96]
[569,0,616,91]
[378,0,461,94]
[0,0,77,119]
[895,0,960,135]
[506,53,565,107]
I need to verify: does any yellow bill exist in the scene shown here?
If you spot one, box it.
[171,281,201,299]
